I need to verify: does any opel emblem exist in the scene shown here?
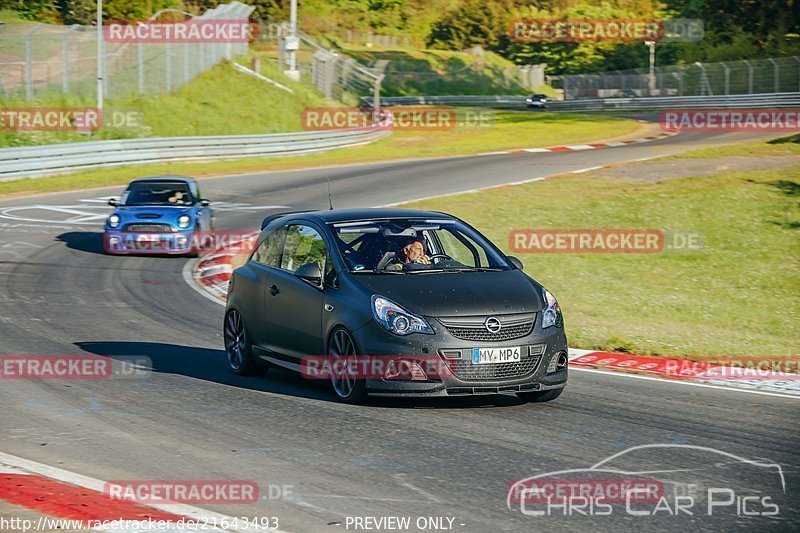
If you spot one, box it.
[484,316,502,333]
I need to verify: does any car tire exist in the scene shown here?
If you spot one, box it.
[224,309,266,376]
[517,387,563,403]
[185,225,201,258]
[327,327,367,404]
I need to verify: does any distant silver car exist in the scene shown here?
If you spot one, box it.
[526,94,548,108]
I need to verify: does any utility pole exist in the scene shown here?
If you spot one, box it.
[645,40,655,96]
[284,0,300,81]
[96,0,103,112]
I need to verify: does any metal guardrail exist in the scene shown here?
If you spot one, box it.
[370,92,800,111]
[366,95,527,107]
[0,126,389,180]
[548,92,800,111]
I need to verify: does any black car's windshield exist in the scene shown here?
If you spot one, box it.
[331,218,511,273]
[122,182,194,206]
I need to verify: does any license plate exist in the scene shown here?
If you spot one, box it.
[137,234,160,242]
[472,347,521,364]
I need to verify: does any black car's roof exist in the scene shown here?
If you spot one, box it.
[128,175,196,185]
[283,208,453,224]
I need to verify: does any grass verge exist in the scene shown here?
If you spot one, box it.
[0,111,639,197]
[0,60,332,147]
[400,139,800,360]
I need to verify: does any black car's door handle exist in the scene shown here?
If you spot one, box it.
[269,285,279,296]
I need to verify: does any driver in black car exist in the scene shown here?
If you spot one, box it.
[386,237,431,270]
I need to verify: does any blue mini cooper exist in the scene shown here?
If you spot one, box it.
[103,175,213,256]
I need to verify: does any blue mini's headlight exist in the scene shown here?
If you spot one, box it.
[107,214,120,228]
[177,214,192,229]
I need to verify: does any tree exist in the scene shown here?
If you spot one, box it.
[427,0,511,50]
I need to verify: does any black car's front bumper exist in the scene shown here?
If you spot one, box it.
[351,316,568,397]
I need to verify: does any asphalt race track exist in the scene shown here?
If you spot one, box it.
[0,128,797,532]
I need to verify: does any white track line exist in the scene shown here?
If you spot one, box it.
[569,367,800,400]
[571,166,603,174]
[0,451,289,532]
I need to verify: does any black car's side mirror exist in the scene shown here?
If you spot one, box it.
[295,263,322,286]
[199,199,210,207]
[507,255,524,270]
[107,198,119,206]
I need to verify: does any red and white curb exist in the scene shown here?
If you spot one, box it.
[475,129,678,157]
[0,452,284,532]
[191,252,237,302]
[568,349,800,398]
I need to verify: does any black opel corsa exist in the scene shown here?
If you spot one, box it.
[224,208,568,403]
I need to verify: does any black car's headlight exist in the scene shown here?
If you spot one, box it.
[107,214,120,228]
[372,295,433,336]
[177,215,192,229]
[542,288,563,328]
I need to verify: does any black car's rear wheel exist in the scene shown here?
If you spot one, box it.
[517,387,563,403]
[224,309,265,376]
[328,328,367,403]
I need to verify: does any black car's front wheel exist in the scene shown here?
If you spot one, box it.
[224,309,265,376]
[328,328,367,404]
[517,387,563,403]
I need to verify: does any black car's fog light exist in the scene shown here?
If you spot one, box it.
[547,351,568,373]
[384,359,428,381]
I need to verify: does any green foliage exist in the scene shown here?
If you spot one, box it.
[2,0,797,74]
[59,0,96,25]
[427,0,511,50]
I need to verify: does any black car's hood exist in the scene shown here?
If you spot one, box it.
[352,270,544,317]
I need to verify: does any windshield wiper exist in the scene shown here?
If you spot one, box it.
[350,269,405,274]
[435,267,505,273]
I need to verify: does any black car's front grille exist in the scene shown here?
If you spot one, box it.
[123,223,173,233]
[451,355,542,382]
[438,313,535,342]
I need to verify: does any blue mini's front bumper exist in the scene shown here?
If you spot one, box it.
[103,229,196,255]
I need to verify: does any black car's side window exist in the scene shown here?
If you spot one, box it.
[252,227,285,267]
[281,224,327,273]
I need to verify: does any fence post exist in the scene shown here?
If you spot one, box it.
[62,27,72,93]
[722,62,730,95]
[768,58,779,93]
[795,57,800,92]
[166,42,172,92]
[137,42,144,94]
[184,43,190,84]
[25,24,42,100]
[102,39,109,97]
[743,60,753,93]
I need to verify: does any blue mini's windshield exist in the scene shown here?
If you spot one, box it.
[331,218,511,273]
[122,182,194,206]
